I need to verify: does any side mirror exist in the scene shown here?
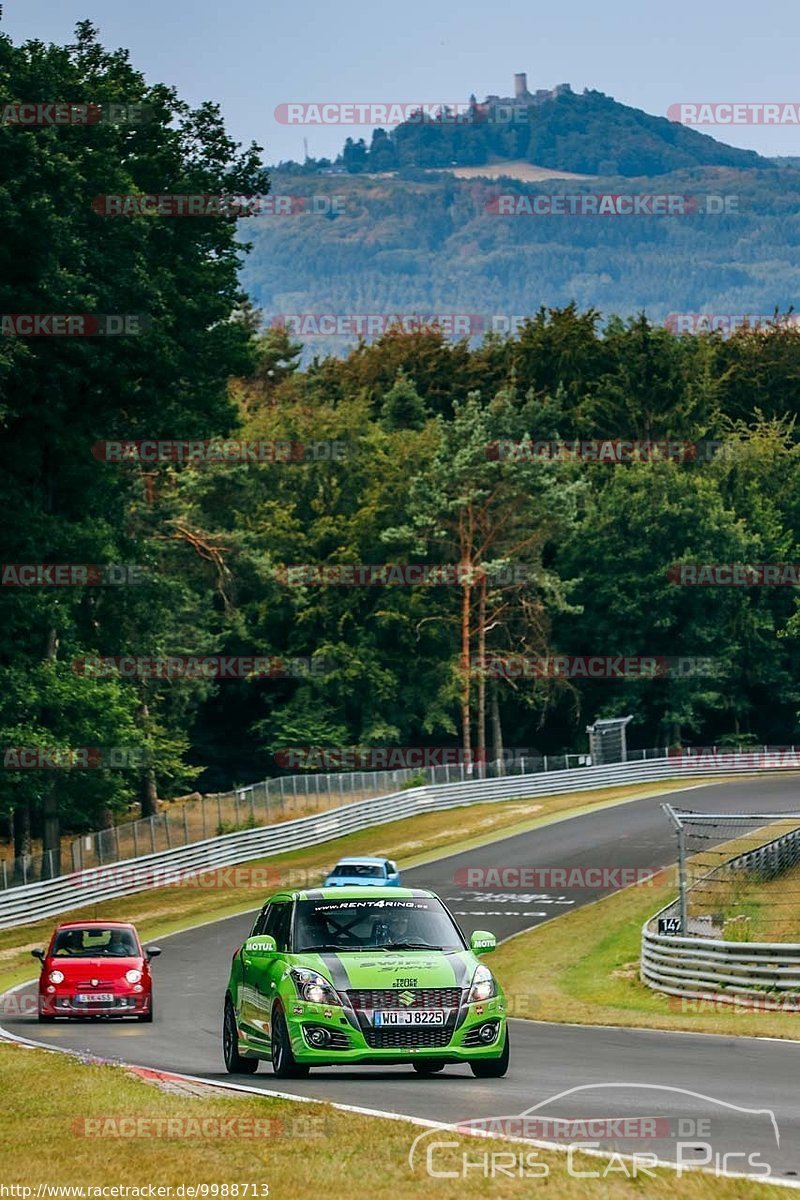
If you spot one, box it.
[145,946,162,961]
[31,949,45,961]
[244,935,277,957]
[470,930,496,954]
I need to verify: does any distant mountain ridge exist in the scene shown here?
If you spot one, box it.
[283,74,766,178]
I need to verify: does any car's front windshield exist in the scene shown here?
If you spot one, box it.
[51,928,139,957]
[293,897,465,952]
[329,863,385,878]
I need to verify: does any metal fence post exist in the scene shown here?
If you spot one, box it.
[1,859,6,890]
[183,805,190,844]
[133,822,139,858]
[163,811,171,849]
[150,816,156,854]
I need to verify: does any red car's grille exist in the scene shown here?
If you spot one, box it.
[346,988,462,1010]
[74,980,116,989]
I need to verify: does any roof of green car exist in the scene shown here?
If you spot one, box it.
[263,886,436,902]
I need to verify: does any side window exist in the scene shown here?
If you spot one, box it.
[251,906,271,937]
[388,861,398,874]
[270,904,292,952]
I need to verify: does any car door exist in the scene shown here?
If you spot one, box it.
[238,905,271,1035]
[242,902,291,1044]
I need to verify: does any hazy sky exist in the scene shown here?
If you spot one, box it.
[5,0,800,165]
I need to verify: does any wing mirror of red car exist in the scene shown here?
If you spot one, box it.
[31,949,44,961]
[145,946,162,961]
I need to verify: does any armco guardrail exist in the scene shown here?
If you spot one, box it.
[1,750,796,930]
[642,820,800,1007]
[642,921,800,1007]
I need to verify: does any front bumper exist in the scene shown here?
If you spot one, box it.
[283,995,507,1064]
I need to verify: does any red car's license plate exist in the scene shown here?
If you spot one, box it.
[374,1009,445,1025]
[76,993,114,1003]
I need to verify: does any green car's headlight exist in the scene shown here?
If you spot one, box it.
[468,963,497,1003]
[290,968,341,1006]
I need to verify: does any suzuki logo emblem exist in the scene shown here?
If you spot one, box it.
[398,990,415,1006]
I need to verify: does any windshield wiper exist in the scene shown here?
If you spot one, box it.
[299,943,370,953]
[380,942,442,951]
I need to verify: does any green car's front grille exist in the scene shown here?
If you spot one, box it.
[364,1026,452,1049]
[346,987,463,1011]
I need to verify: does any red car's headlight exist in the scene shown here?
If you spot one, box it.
[48,970,64,984]
[125,969,142,984]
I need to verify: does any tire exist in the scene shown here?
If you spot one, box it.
[412,1061,445,1075]
[38,1013,56,1023]
[223,997,258,1074]
[271,1006,310,1079]
[138,1002,153,1024]
[469,1026,510,1078]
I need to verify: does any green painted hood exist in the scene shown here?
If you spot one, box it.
[290,948,478,991]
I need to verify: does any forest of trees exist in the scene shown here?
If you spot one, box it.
[290,89,766,177]
[241,166,800,352]
[3,25,800,870]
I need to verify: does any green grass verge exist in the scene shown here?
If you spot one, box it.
[0,1040,785,1196]
[493,868,800,1039]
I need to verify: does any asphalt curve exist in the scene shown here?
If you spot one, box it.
[6,775,800,1185]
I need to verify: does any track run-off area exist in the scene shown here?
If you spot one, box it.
[5,775,800,1186]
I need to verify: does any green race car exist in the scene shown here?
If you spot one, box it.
[223,887,509,1079]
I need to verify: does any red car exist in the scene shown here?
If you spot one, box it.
[32,920,161,1022]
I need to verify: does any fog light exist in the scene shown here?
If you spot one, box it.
[306,1026,329,1047]
[479,1022,498,1043]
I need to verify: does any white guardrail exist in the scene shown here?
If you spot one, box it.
[642,821,800,1007]
[0,751,796,931]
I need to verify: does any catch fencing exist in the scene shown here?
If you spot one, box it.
[2,750,601,890]
[642,807,800,1007]
[0,748,795,930]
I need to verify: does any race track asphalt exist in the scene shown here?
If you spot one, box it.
[5,775,800,1184]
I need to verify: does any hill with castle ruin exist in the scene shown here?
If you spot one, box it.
[286,74,765,178]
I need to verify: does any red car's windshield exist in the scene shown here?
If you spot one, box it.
[51,928,139,957]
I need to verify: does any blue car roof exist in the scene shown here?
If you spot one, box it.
[332,856,390,865]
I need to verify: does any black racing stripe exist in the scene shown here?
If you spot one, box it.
[318,952,351,992]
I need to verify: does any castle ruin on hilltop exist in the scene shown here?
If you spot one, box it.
[482,72,572,107]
